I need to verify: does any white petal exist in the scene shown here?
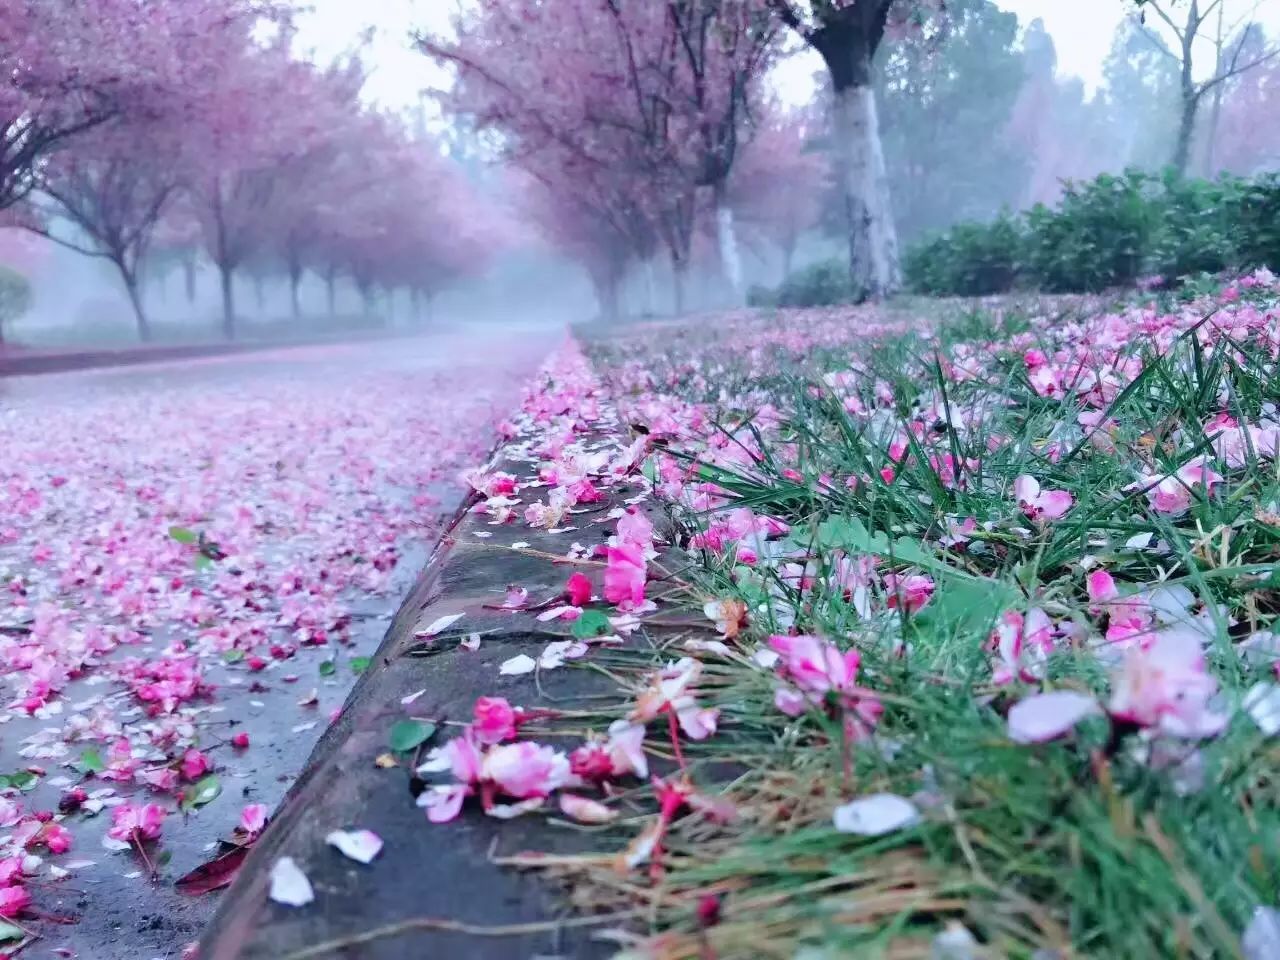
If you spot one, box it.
[268,857,314,907]
[1245,683,1280,736]
[832,793,920,836]
[417,613,463,637]
[499,654,537,676]
[325,829,383,865]
[1007,691,1101,744]
[931,922,979,960]
[1244,906,1280,960]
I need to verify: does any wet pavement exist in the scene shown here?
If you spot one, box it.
[0,324,557,959]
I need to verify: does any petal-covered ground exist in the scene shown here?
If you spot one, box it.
[0,329,553,955]
[400,272,1280,960]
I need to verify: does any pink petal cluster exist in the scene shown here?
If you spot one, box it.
[768,634,882,736]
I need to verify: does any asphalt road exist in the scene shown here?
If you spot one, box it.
[0,325,557,959]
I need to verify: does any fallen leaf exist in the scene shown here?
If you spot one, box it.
[176,845,249,895]
[389,719,436,753]
[374,753,398,769]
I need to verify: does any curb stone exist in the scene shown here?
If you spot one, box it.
[199,369,655,960]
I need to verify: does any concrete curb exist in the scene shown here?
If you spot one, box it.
[199,391,650,959]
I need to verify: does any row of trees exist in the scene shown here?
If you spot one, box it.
[419,1,1278,318]
[2,0,493,341]
[420,1,932,310]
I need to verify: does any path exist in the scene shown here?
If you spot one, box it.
[0,324,557,959]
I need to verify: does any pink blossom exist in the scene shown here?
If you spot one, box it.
[1108,629,1228,739]
[603,543,647,609]
[473,696,520,745]
[0,885,29,917]
[239,803,269,836]
[180,748,210,782]
[565,572,592,606]
[481,742,570,799]
[884,573,934,614]
[1013,475,1073,521]
[989,608,1055,685]
[108,802,166,843]
[768,634,881,733]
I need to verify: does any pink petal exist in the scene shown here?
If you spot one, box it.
[1008,691,1100,743]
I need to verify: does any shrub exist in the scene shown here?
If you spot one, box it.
[1148,171,1240,280]
[1233,173,1280,272]
[905,168,1280,297]
[904,214,1024,296]
[1024,170,1158,292]
[771,258,854,308]
[0,265,31,342]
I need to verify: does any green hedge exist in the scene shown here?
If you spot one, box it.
[904,169,1280,296]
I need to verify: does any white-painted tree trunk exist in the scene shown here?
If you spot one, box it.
[642,259,657,315]
[831,83,901,300]
[715,202,743,298]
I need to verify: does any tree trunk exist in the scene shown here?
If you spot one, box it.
[831,81,901,300]
[671,257,688,315]
[642,260,657,316]
[183,256,196,304]
[121,268,152,342]
[1172,90,1197,178]
[411,288,422,322]
[253,275,265,313]
[782,237,797,281]
[325,269,337,317]
[713,183,743,301]
[219,263,236,339]
[289,266,302,320]
[592,270,621,322]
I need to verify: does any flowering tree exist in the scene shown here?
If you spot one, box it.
[728,109,827,277]
[766,0,936,299]
[421,0,778,314]
[25,128,180,340]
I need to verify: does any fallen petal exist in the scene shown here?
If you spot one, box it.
[268,857,314,907]
[832,793,920,836]
[325,829,383,865]
[499,654,537,676]
[1008,691,1101,744]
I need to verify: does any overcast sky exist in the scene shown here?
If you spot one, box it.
[293,0,1280,112]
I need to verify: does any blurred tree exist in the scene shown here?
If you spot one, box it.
[1130,0,1279,176]
[874,0,1026,242]
[1100,19,1181,171]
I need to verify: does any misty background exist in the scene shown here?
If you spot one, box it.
[2,0,1277,343]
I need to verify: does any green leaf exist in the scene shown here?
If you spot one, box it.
[350,656,372,675]
[188,774,222,809]
[389,719,436,753]
[75,748,104,774]
[571,609,612,638]
[9,771,38,792]
[0,920,23,941]
[223,649,245,663]
[318,659,336,677]
[914,576,1018,637]
[169,526,198,545]
[194,554,213,571]
[0,776,11,790]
